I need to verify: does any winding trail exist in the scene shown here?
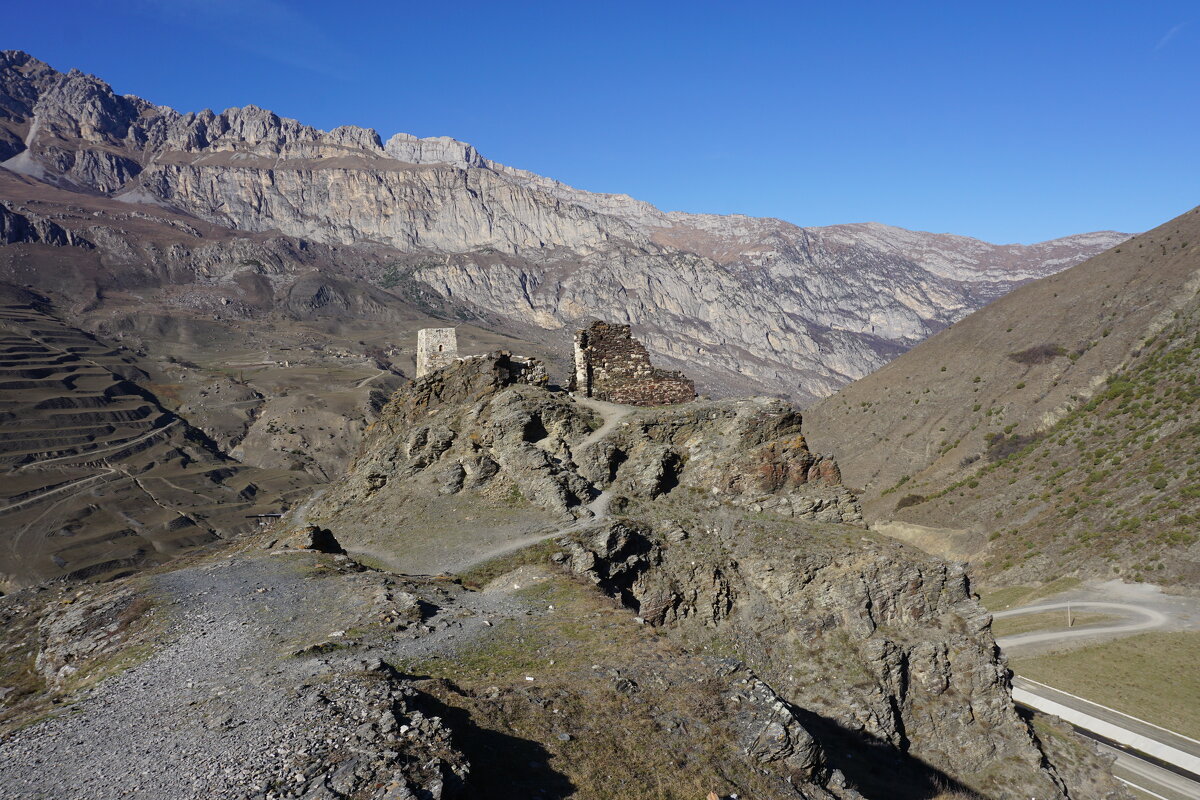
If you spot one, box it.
[354,370,390,389]
[994,600,1168,649]
[574,395,633,449]
[344,395,636,577]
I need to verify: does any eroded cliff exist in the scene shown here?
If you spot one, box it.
[0,49,1127,403]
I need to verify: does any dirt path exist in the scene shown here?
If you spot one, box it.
[354,369,389,389]
[574,395,633,448]
[994,580,1200,657]
[0,468,117,514]
[0,556,337,798]
[0,550,523,800]
[427,397,633,576]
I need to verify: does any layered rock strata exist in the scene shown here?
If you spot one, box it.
[0,50,1129,403]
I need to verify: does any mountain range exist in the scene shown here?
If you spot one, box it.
[0,49,1125,403]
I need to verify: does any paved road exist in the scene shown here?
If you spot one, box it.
[1095,740,1200,800]
[995,600,1168,649]
[1012,677,1200,799]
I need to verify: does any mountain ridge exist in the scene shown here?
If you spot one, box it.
[806,205,1200,585]
[0,48,1127,403]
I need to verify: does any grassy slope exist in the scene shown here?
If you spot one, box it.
[1013,631,1200,740]
[806,206,1200,585]
[990,611,1117,638]
[908,298,1200,584]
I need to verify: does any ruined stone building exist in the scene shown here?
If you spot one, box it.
[570,321,696,406]
[416,327,457,378]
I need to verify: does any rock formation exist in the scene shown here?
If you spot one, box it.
[570,320,696,405]
[315,353,861,528]
[295,354,1124,799]
[0,50,1128,404]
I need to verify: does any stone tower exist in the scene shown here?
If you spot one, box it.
[416,328,457,378]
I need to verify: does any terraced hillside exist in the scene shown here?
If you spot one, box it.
[0,292,314,590]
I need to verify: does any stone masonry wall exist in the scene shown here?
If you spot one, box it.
[571,321,696,406]
[416,328,457,377]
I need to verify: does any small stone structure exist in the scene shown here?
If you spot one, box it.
[570,321,696,406]
[416,327,457,378]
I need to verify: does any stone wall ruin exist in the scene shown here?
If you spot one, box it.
[570,321,696,406]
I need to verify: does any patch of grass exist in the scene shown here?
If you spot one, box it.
[1013,631,1200,739]
[991,611,1117,638]
[976,577,1081,611]
[457,538,562,590]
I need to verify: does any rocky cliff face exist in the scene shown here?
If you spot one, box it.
[314,353,863,535]
[0,50,1127,403]
[301,355,1125,799]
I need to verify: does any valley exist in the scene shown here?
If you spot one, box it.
[808,207,1200,586]
[0,42,1195,800]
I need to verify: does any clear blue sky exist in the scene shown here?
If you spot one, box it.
[12,1,1198,243]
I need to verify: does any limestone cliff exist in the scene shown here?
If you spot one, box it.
[0,50,1127,403]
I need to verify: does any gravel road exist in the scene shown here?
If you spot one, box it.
[0,550,534,800]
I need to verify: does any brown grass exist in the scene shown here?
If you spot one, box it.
[398,575,820,799]
[1013,631,1200,739]
[991,610,1118,638]
[976,577,1081,611]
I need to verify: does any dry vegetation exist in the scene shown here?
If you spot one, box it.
[808,208,1200,587]
[990,610,1117,638]
[396,573,802,800]
[1013,631,1200,739]
[975,578,1082,612]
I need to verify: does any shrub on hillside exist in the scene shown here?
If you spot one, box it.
[985,431,1042,461]
[1008,343,1067,365]
[895,493,927,510]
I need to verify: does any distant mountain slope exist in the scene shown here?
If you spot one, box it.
[807,207,1200,585]
[0,49,1126,403]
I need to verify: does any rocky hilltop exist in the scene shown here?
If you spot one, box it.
[807,206,1200,586]
[0,347,1130,797]
[0,49,1126,403]
[293,354,1119,798]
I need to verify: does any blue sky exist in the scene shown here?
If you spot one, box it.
[12,1,1198,243]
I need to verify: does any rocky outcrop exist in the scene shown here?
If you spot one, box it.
[0,202,91,247]
[33,585,155,688]
[317,354,861,526]
[558,519,1080,799]
[297,354,1126,798]
[0,50,1128,403]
